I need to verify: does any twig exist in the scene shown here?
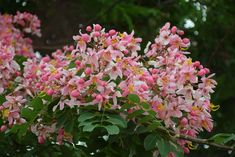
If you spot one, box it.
[177,133,235,151]
[156,126,235,151]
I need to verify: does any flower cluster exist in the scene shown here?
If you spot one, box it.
[0,12,40,131]
[0,11,41,93]
[145,23,217,153]
[13,11,41,37]
[0,43,20,94]
[22,24,146,113]
[0,16,217,153]
[0,12,41,58]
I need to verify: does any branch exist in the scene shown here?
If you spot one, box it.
[177,133,235,151]
[156,126,235,151]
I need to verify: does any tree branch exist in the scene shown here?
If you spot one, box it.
[177,133,235,151]
[156,126,235,151]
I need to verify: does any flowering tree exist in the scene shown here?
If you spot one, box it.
[0,12,234,157]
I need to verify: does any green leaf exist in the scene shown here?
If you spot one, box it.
[209,133,235,144]
[135,125,148,134]
[121,103,133,110]
[147,110,157,117]
[68,60,76,69]
[104,125,120,135]
[106,115,127,128]
[9,123,29,137]
[0,94,6,104]
[56,109,72,128]
[21,97,44,122]
[155,136,183,157]
[14,55,27,69]
[138,115,154,123]
[140,102,150,109]
[147,120,161,131]
[156,137,171,157]
[83,124,97,132]
[128,94,140,103]
[144,134,158,150]
[128,110,144,119]
[30,97,43,111]
[76,68,84,76]
[18,123,30,137]
[38,92,52,101]
[78,112,95,122]
[64,118,75,133]
[21,108,35,121]
[78,121,93,127]
[169,142,184,157]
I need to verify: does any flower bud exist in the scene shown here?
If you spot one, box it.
[46,89,54,96]
[168,152,176,157]
[86,26,92,32]
[38,135,45,144]
[95,94,103,102]
[0,125,7,132]
[77,78,85,84]
[109,29,116,36]
[81,34,90,42]
[71,90,80,98]
[141,84,148,91]
[94,24,102,31]
[198,69,206,76]
[171,26,177,34]
[184,147,190,154]
[123,50,129,55]
[147,76,154,84]
[204,68,210,74]
[177,30,184,35]
[93,31,101,37]
[75,60,81,66]
[36,83,41,88]
[193,61,200,67]
[135,38,142,43]
[180,117,188,126]
[42,56,50,62]
[0,106,4,110]
[85,68,92,75]
[183,38,190,44]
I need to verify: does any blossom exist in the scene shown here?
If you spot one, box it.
[0,16,217,154]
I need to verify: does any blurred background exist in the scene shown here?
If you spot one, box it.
[0,0,235,156]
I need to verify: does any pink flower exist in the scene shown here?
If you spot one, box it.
[159,30,170,45]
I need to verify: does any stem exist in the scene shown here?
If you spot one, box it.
[177,133,235,151]
[100,108,106,126]
[156,126,235,151]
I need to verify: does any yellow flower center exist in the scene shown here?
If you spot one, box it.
[2,109,9,118]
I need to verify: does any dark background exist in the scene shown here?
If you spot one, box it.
[0,0,235,156]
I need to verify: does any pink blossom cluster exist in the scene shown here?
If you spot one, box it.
[0,43,20,94]
[0,12,41,58]
[0,12,40,132]
[0,95,27,131]
[0,19,217,153]
[145,23,217,153]
[13,11,41,37]
[22,24,145,113]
